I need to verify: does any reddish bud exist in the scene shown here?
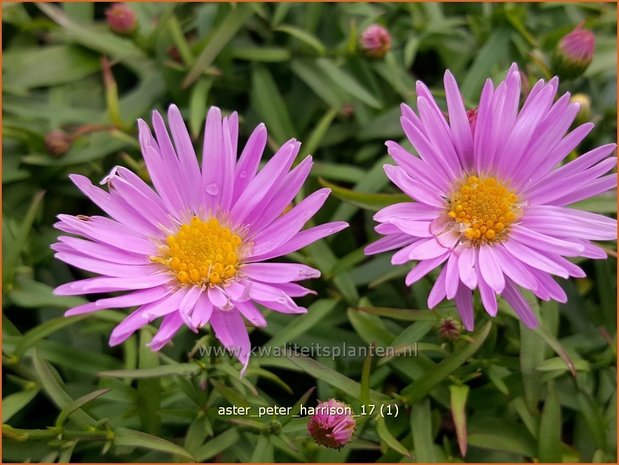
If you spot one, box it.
[105,3,137,35]
[360,24,392,59]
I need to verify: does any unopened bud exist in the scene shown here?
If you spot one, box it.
[307,399,356,449]
[438,317,462,341]
[360,24,391,59]
[45,130,72,157]
[571,93,592,124]
[105,3,137,36]
[553,23,595,79]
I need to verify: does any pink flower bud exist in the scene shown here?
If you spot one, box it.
[553,23,595,79]
[466,107,478,135]
[307,399,356,449]
[45,129,72,157]
[105,3,137,35]
[360,24,392,59]
[438,317,462,341]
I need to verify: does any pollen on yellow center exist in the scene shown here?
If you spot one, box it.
[447,175,519,245]
[153,216,242,286]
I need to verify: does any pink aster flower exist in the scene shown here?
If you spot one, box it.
[365,64,617,330]
[52,105,348,373]
[307,399,356,449]
[360,24,392,59]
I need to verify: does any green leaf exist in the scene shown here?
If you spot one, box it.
[287,355,390,404]
[538,381,561,462]
[14,316,89,359]
[99,365,202,380]
[266,299,337,348]
[401,321,492,404]
[250,434,274,462]
[230,46,291,62]
[410,398,437,461]
[536,357,589,372]
[36,3,150,73]
[375,416,412,458]
[450,384,469,457]
[520,319,545,412]
[468,420,536,457]
[302,107,339,157]
[32,349,96,428]
[315,58,382,109]
[114,427,195,461]
[137,330,161,434]
[3,190,45,289]
[576,392,608,451]
[318,178,408,211]
[55,388,110,429]
[2,387,40,423]
[251,64,296,144]
[189,78,213,139]
[355,306,455,322]
[8,277,85,309]
[183,4,254,88]
[275,25,326,55]
[460,27,512,100]
[4,45,99,90]
[290,59,344,108]
[210,378,251,408]
[193,428,240,461]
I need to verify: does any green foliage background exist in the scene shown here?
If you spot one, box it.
[2,2,617,463]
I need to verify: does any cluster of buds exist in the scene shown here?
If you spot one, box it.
[360,24,392,59]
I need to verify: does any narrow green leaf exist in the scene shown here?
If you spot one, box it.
[287,355,390,404]
[3,190,44,289]
[210,378,251,408]
[251,64,296,144]
[315,58,382,109]
[114,427,195,461]
[193,428,240,461]
[266,299,337,348]
[275,25,326,55]
[401,322,492,404]
[450,384,469,457]
[520,324,545,411]
[55,388,110,429]
[536,357,589,372]
[183,4,254,88]
[8,277,85,309]
[538,381,561,462]
[230,46,290,62]
[250,434,274,462]
[189,78,213,139]
[290,59,344,108]
[137,330,161,434]
[355,306,455,322]
[2,388,40,423]
[410,399,437,461]
[318,178,408,211]
[375,416,412,458]
[99,363,200,379]
[576,392,608,451]
[14,316,89,359]
[360,346,372,406]
[302,107,339,157]
[32,349,96,428]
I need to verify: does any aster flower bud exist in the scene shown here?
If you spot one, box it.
[438,317,462,341]
[307,399,356,449]
[45,129,72,157]
[553,23,595,79]
[360,24,391,59]
[105,3,137,36]
[571,93,592,124]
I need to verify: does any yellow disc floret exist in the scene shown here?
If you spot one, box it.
[152,217,242,286]
[447,175,519,245]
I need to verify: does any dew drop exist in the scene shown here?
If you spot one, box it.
[206,183,220,196]
[239,170,248,179]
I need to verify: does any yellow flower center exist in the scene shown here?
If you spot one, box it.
[447,175,519,245]
[153,217,242,286]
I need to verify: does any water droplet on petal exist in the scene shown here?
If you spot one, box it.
[239,170,248,179]
[206,183,219,196]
